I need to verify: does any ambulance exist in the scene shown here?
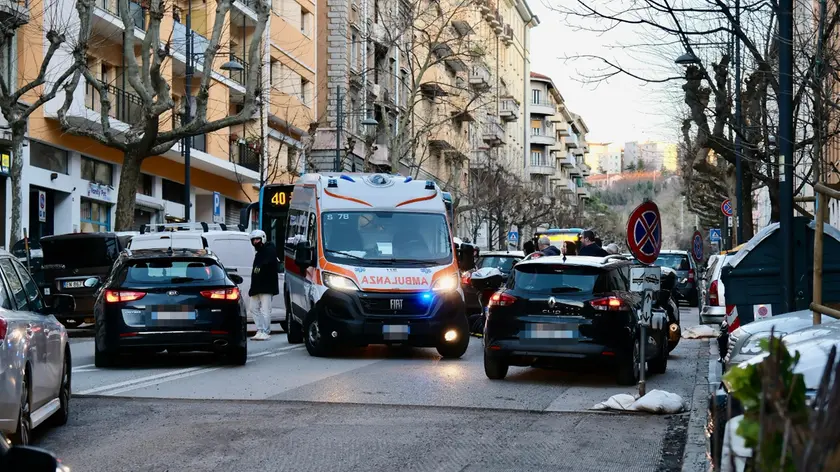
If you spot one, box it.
[283,173,472,358]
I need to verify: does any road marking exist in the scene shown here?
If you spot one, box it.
[77,366,212,395]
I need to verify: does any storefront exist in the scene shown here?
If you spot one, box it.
[28,186,56,241]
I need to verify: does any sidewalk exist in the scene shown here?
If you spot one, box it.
[681,339,719,472]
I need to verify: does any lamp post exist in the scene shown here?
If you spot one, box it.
[734,0,744,245]
[182,4,244,221]
[779,0,795,312]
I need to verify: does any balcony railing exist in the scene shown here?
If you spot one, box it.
[469,63,491,90]
[97,0,146,30]
[531,99,557,113]
[173,114,207,152]
[230,142,260,172]
[482,118,505,147]
[85,81,144,125]
[228,53,248,85]
[530,156,553,168]
[234,0,259,10]
[500,97,519,122]
[173,22,210,58]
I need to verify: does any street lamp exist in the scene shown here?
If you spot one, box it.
[674,51,701,66]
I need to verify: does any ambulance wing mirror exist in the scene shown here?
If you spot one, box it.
[458,242,476,271]
[294,241,314,268]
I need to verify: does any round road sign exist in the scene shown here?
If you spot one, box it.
[691,231,703,262]
[721,199,733,217]
[626,201,662,265]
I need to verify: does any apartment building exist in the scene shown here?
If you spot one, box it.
[1,0,314,246]
[586,142,623,175]
[623,140,678,172]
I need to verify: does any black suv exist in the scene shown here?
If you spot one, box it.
[483,255,669,385]
[654,250,699,306]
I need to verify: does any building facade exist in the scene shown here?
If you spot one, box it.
[586,142,623,175]
[623,140,678,173]
[1,0,314,248]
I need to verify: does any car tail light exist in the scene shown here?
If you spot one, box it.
[709,280,719,306]
[0,317,6,340]
[488,292,516,307]
[591,296,629,311]
[688,269,695,282]
[105,290,146,303]
[461,273,471,285]
[200,288,241,301]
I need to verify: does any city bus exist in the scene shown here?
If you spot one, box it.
[239,183,294,249]
[533,228,584,246]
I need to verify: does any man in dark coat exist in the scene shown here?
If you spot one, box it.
[249,229,279,340]
[578,230,609,257]
[537,236,562,256]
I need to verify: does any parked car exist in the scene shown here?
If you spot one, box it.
[483,255,669,385]
[129,223,287,329]
[40,232,134,328]
[10,239,43,287]
[0,249,75,445]
[90,248,248,367]
[700,251,740,325]
[654,250,699,306]
[461,250,524,315]
[0,431,70,471]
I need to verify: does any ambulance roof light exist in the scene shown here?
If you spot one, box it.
[404,176,413,183]
[425,180,435,190]
[340,175,355,182]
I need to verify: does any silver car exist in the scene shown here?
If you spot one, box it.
[0,250,75,445]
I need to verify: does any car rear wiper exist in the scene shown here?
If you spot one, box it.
[324,249,365,260]
[551,286,582,293]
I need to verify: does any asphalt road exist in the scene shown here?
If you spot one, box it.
[32,308,707,471]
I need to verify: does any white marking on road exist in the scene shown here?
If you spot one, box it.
[77,366,212,395]
[72,363,96,372]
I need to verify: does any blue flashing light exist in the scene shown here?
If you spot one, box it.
[340,175,355,182]
[420,292,433,303]
[404,176,413,183]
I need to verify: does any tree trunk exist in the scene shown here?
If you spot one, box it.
[740,171,755,240]
[7,126,25,248]
[114,151,143,231]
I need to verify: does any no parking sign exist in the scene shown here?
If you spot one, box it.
[626,200,662,265]
[691,231,703,262]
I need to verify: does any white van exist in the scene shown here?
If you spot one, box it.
[284,173,472,358]
[128,223,286,327]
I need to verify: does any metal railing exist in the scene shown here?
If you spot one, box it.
[531,99,557,112]
[234,0,259,9]
[230,142,260,172]
[85,81,144,125]
[97,0,146,30]
[530,156,553,168]
[173,21,210,58]
[811,183,840,323]
[228,53,248,85]
[172,114,207,152]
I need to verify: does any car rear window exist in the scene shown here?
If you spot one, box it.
[119,259,227,285]
[478,256,520,273]
[510,264,606,294]
[129,235,204,250]
[42,237,118,268]
[656,254,690,270]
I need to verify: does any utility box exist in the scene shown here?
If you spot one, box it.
[720,217,840,326]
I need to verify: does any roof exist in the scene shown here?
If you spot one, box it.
[123,248,217,259]
[297,173,447,213]
[530,71,550,80]
[41,232,126,241]
[518,255,628,268]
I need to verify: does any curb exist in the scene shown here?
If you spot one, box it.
[681,339,718,472]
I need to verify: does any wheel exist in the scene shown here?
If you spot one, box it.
[483,351,509,379]
[436,315,470,359]
[227,344,247,366]
[49,351,72,427]
[61,319,82,329]
[11,370,31,445]
[667,322,682,353]
[280,291,291,332]
[286,307,303,344]
[303,311,332,357]
[618,335,641,386]
[94,341,117,368]
[648,333,669,375]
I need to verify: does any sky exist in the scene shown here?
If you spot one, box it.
[528,2,680,145]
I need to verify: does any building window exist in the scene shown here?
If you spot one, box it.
[29,141,69,174]
[350,30,359,72]
[81,156,114,185]
[1,31,16,93]
[532,89,541,104]
[80,198,111,232]
[300,78,311,106]
[301,8,312,35]
[162,178,185,203]
[530,150,543,166]
[137,173,153,196]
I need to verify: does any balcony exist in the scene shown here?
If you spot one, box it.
[569,164,582,177]
[572,147,585,157]
[232,0,260,21]
[501,24,514,44]
[481,118,505,147]
[173,22,210,58]
[469,149,491,169]
[469,63,491,91]
[580,163,591,177]
[553,176,576,194]
[577,184,591,199]
[530,127,556,146]
[85,81,144,125]
[429,127,462,153]
[530,99,556,116]
[499,97,519,122]
[95,0,146,32]
[565,133,580,149]
[0,0,29,25]
[529,157,555,176]
[227,53,248,85]
[553,120,570,137]
[229,142,260,173]
[172,115,207,152]
[555,151,574,168]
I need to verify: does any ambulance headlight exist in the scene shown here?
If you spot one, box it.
[323,272,360,292]
[432,275,459,293]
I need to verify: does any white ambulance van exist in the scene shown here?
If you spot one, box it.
[284,173,472,358]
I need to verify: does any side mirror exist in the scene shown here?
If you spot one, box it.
[83,277,100,288]
[3,446,61,472]
[458,243,476,271]
[228,274,244,285]
[49,294,76,314]
[294,242,314,268]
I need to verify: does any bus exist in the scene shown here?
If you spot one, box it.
[239,183,294,249]
[533,228,584,246]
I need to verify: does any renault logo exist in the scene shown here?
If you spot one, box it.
[167,290,179,296]
[390,299,403,310]
[548,297,556,308]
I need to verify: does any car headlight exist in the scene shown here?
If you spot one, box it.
[323,272,360,291]
[432,275,459,292]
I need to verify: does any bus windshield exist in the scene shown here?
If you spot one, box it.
[321,211,452,266]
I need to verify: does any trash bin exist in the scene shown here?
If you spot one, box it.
[720,216,840,328]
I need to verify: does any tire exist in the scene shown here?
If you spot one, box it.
[648,333,669,375]
[618,335,642,386]
[286,307,304,344]
[227,344,247,366]
[483,351,509,379]
[94,341,117,368]
[11,370,31,445]
[49,351,72,427]
[280,291,291,332]
[60,319,82,329]
[436,315,470,359]
[303,311,332,357]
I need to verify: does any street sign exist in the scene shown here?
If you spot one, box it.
[38,190,46,223]
[626,200,662,265]
[507,231,519,244]
[728,216,734,227]
[691,231,703,262]
[721,199,733,217]
[212,192,222,224]
[710,228,721,243]
[630,266,661,292]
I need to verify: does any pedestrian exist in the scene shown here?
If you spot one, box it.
[595,237,603,248]
[578,230,609,257]
[604,243,620,255]
[562,240,578,256]
[537,235,561,256]
[248,229,279,341]
[523,240,535,255]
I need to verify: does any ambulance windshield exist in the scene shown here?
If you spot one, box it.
[321,211,452,266]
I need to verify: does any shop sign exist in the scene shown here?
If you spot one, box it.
[0,152,9,175]
[87,182,113,201]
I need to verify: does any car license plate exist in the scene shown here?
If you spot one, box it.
[383,324,409,341]
[62,280,84,289]
[152,311,196,321]
[523,323,577,340]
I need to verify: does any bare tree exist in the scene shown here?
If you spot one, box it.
[58,0,270,230]
[2,0,90,247]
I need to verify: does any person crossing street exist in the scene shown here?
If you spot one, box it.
[248,230,279,341]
